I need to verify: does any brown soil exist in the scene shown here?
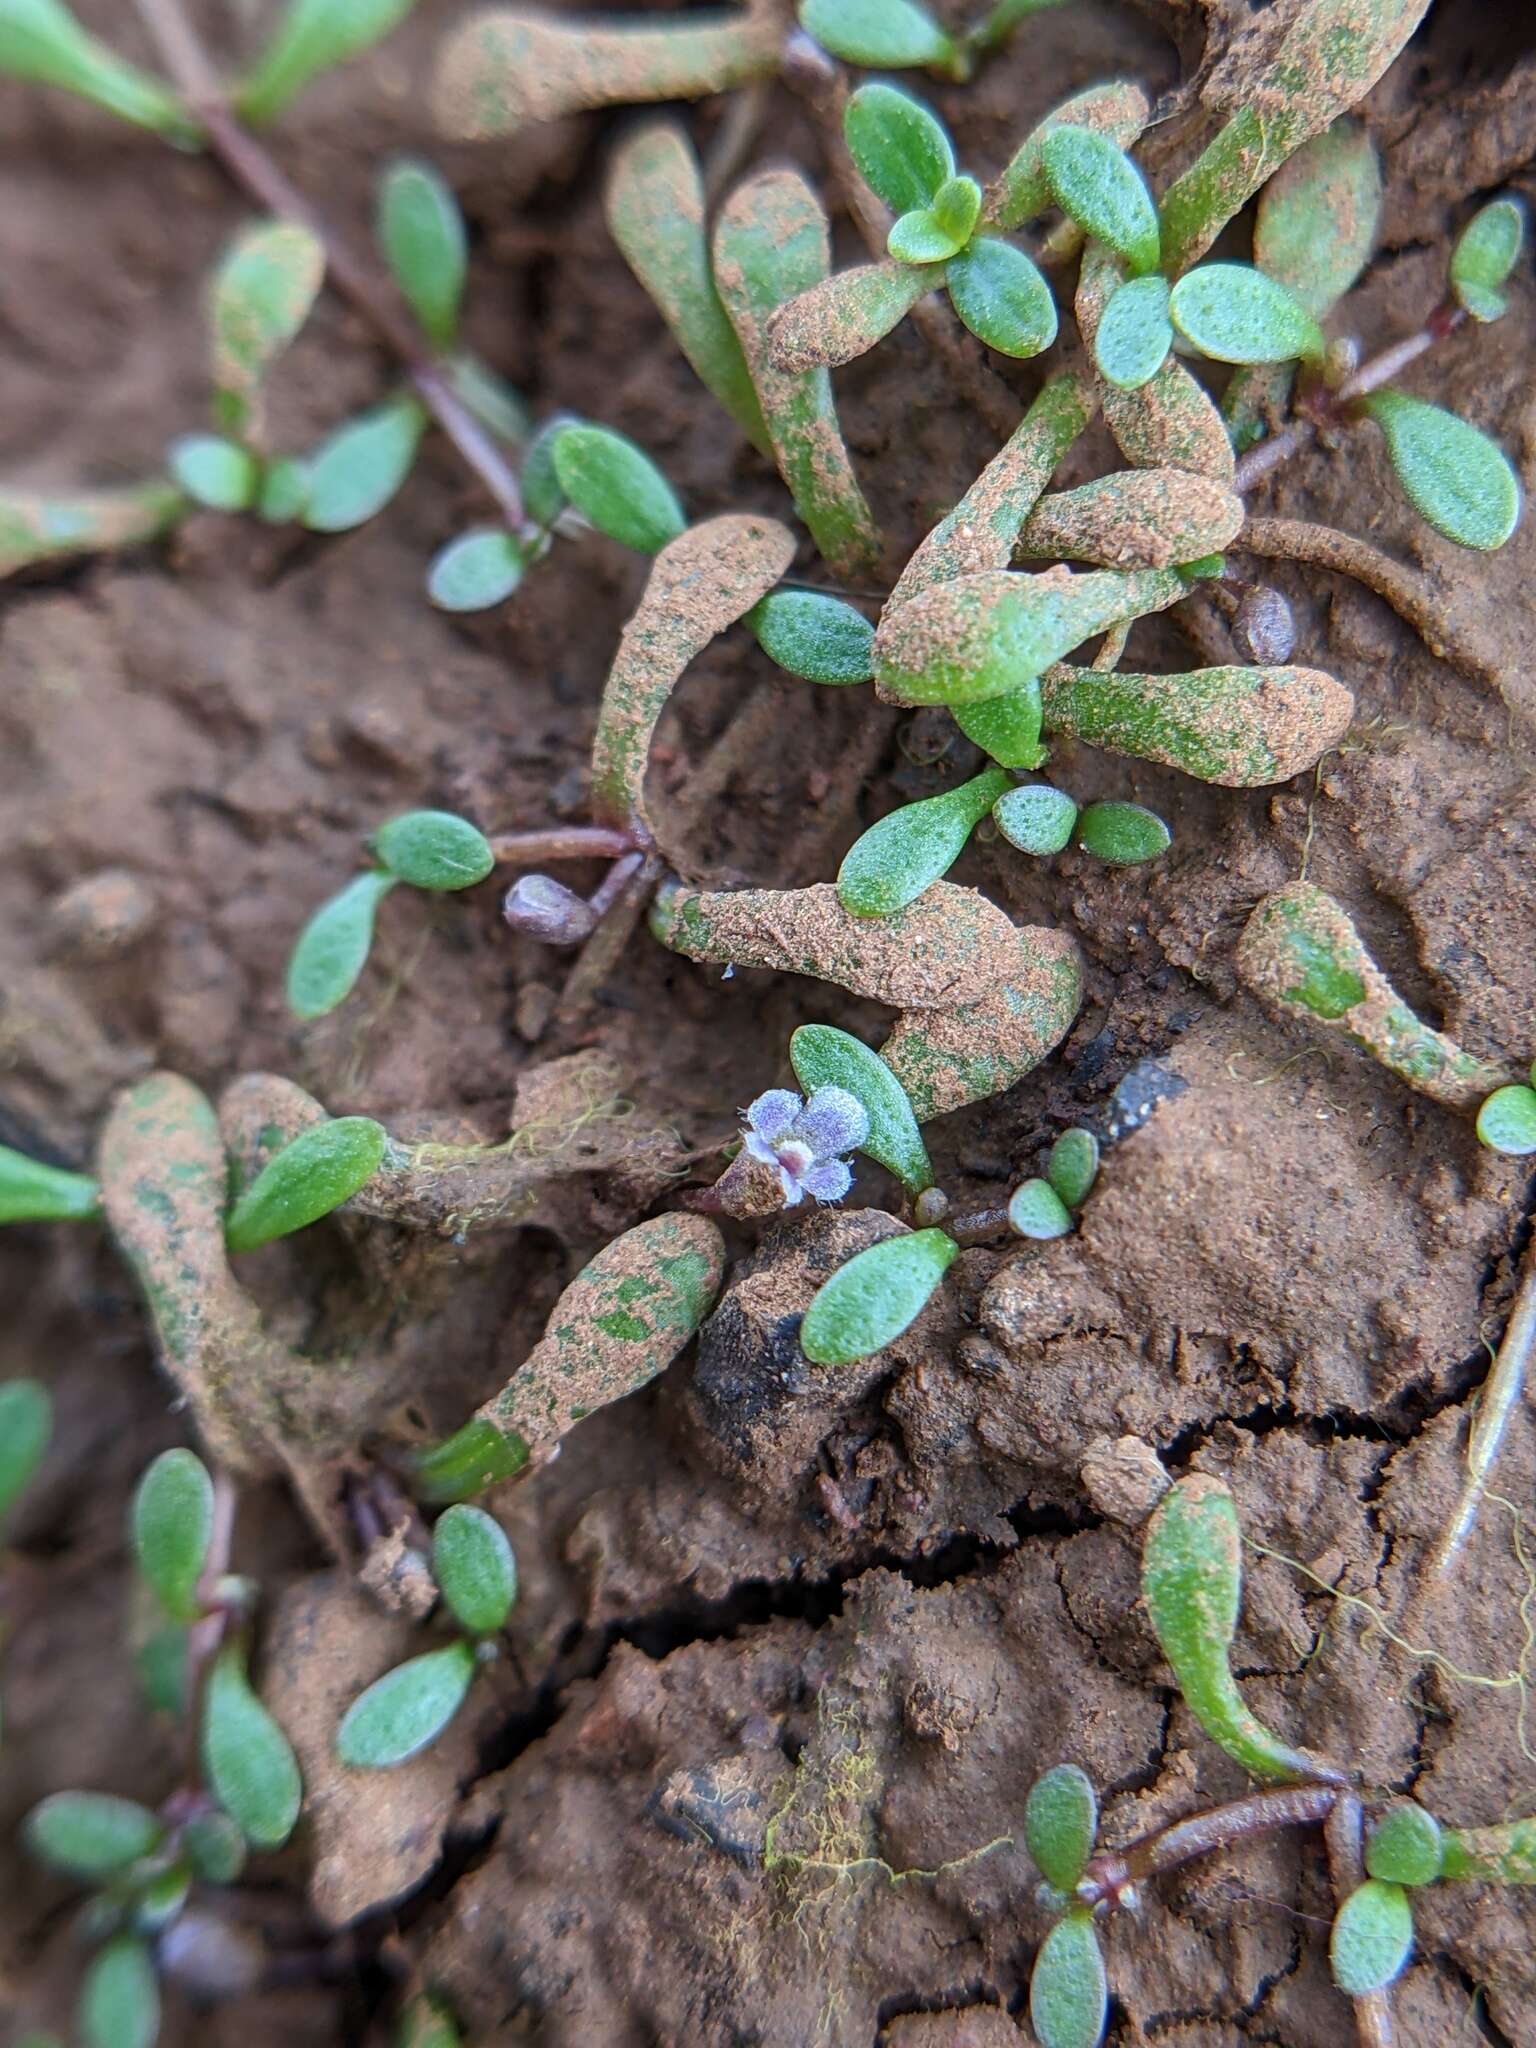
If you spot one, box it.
[2,2,1535,2045]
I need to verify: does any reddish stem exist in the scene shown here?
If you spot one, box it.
[1325,1792,1397,2048]
[177,1467,238,1793]
[1079,1783,1338,1908]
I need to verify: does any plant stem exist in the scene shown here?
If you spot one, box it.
[178,1466,238,1791]
[131,0,528,536]
[1078,1783,1337,1908]
[1325,1792,1397,2048]
[489,826,639,865]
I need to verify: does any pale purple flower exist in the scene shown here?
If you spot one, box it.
[741,1085,868,1207]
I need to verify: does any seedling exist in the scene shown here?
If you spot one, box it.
[337,1505,517,1767]
[22,1447,300,2048]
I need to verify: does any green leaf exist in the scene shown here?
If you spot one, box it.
[1330,1879,1413,1996]
[954,685,1047,769]
[237,0,417,124]
[993,783,1077,855]
[0,0,190,139]
[137,1624,189,1718]
[1075,800,1170,865]
[1450,197,1523,322]
[399,1994,463,2048]
[302,397,426,533]
[1042,127,1160,274]
[209,220,326,435]
[944,236,1057,357]
[131,1449,214,1622]
[1169,264,1326,365]
[336,1642,477,1768]
[888,175,981,264]
[1362,391,1520,552]
[285,870,396,1020]
[0,1144,99,1225]
[1092,274,1171,390]
[201,1645,303,1850]
[551,423,686,555]
[427,527,525,611]
[790,1024,934,1195]
[25,1791,162,1879]
[746,590,873,683]
[1025,1764,1098,1893]
[521,414,577,529]
[377,160,467,351]
[800,1227,957,1366]
[0,1378,50,1518]
[445,354,530,446]
[256,456,311,524]
[183,1810,247,1886]
[373,809,495,891]
[433,1504,517,1636]
[79,1935,159,2048]
[799,0,960,74]
[1476,1084,1536,1157]
[837,767,1011,917]
[1029,1909,1107,2048]
[225,1116,389,1253]
[1007,1178,1072,1239]
[1047,1128,1099,1209]
[1365,1803,1443,1887]
[1253,119,1381,316]
[132,1862,191,1932]
[843,82,954,217]
[168,435,258,514]
[415,1415,530,1507]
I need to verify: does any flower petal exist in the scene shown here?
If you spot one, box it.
[799,1159,853,1205]
[744,1089,801,1143]
[791,1086,870,1160]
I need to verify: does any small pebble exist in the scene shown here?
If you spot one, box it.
[1080,1433,1170,1524]
[46,867,158,960]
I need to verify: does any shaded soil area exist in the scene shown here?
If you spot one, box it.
[2,0,1535,2043]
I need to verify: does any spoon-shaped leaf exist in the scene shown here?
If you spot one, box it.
[1043,127,1159,274]
[799,0,961,75]
[226,1116,389,1253]
[0,0,191,139]
[169,434,259,513]
[1477,1084,1536,1156]
[1007,1177,1072,1239]
[237,0,416,124]
[746,590,874,683]
[0,1144,99,1224]
[844,82,954,216]
[1450,197,1523,322]
[1365,1802,1443,1887]
[433,1504,517,1636]
[337,1641,477,1768]
[0,1378,50,1518]
[25,1791,162,1878]
[377,159,466,351]
[800,1226,956,1366]
[302,397,426,532]
[993,782,1077,855]
[551,423,686,555]
[1253,119,1381,315]
[790,1024,934,1195]
[1329,1879,1414,1996]
[427,527,524,612]
[945,236,1057,357]
[1092,274,1171,390]
[1142,1474,1343,1783]
[201,1644,303,1849]
[1075,800,1170,865]
[837,767,1011,916]
[79,1934,159,2048]
[1047,1128,1099,1209]
[1361,391,1520,551]
[285,871,396,1020]
[888,174,980,264]
[1025,1764,1098,1893]
[1029,1909,1107,2048]
[131,1448,214,1621]
[1170,264,1325,364]
[209,220,326,437]
[373,809,494,890]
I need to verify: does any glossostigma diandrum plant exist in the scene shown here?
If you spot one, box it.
[1,0,1531,2040]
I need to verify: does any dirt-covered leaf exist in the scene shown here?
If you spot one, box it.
[433,1504,517,1636]
[746,590,873,683]
[1365,1802,1443,1887]
[1025,1764,1098,1892]
[336,1642,477,1768]
[1330,1879,1414,1995]
[201,1645,303,1849]
[377,159,466,350]
[1092,273,1171,390]
[1476,1083,1536,1156]
[79,1934,159,2048]
[993,782,1077,854]
[1253,119,1381,315]
[843,82,954,216]
[837,767,1010,917]
[1170,263,1325,364]
[1029,1909,1107,2048]
[1043,127,1159,274]
[790,1024,934,1194]
[373,810,494,891]
[237,0,417,123]
[551,423,686,555]
[1047,1128,1100,1209]
[945,235,1057,357]
[800,1226,956,1366]
[1075,800,1170,864]
[285,870,396,1020]
[131,1448,214,1621]
[799,0,959,74]
[225,1116,389,1253]
[1450,196,1523,322]
[1362,391,1520,551]
[302,397,427,533]
[209,220,325,432]
[168,434,259,514]
[427,527,524,611]
[0,1144,99,1225]
[25,1790,163,1878]
[1007,1177,1073,1239]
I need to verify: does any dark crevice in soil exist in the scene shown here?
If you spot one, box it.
[873,1979,1006,2036]
[1440,1958,1517,2048]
